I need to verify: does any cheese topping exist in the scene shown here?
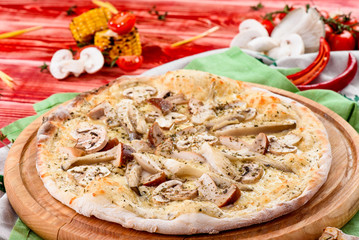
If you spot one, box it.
[37,70,330,224]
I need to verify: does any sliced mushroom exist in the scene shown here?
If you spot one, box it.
[206,172,253,192]
[154,138,174,157]
[142,171,167,186]
[148,122,165,147]
[74,125,108,153]
[111,143,135,167]
[155,139,206,163]
[122,85,157,103]
[59,147,85,159]
[88,101,120,127]
[62,143,134,170]
[144,110,162,123]
[170,151,206,163]
[87,102,111,120]
[155,112,187,129]
[117,99,147,135]
[197,173,218,200]
[67,165,110,187]
[205,112,245,130]
[152,180,198,203]
[242,108,257,121]
[131,140,154,153]
[189,99,216,124]
[175,125,205,136]
[100,138,120,152]
[220,148,258,161]
[104,107,121,127]
[267,133,302,155]
[133,153,162,174]
[80,47,105,74]
[282,133,302,145]
[175,132,218,151]
[166,93,188,105]
[147,98,174,114]
[214,120,297,136]
[250,133,269,154]
[125,161,142,193]
[163,158,204,178]
[197,174,241,207]
[222,148,293,173]
[240,163,264,184]
[200,142,240,181]
[219,136,250,150]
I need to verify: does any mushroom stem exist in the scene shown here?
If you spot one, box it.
[61,146,118,170]
[214,120,297,136]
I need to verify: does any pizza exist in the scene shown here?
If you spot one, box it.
[36,69,332,235]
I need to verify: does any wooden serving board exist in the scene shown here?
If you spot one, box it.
[4,84,359,240]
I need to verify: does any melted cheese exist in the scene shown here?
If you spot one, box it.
[38,70,330,222]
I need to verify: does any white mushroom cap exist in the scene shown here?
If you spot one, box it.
[80,47,104,74]
[50,49,84,79]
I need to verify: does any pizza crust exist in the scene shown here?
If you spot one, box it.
[36,69,332,235]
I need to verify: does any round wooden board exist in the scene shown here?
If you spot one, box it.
[4,84,359,240]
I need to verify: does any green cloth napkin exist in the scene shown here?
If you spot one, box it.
[1,93,78,240]
[2,93,79,142]
[185,47,359,133]
[2,47,359,239]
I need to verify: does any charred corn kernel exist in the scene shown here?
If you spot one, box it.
[94,28,141,61]
[69,8,112,43]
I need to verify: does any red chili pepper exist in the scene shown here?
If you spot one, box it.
[297,53,357,92]
[287,37,330,86]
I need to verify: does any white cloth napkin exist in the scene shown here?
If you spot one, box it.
[0,145,17,240]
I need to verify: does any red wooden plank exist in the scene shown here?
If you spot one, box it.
[1,0,359,129]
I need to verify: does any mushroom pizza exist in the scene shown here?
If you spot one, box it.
[36,70,331,235]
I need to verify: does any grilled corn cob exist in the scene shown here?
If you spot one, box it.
[94,28,141,61]
[70,8,112,43]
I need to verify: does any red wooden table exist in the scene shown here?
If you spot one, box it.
[1,0,359,129]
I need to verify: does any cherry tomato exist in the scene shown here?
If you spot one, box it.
[351,24,359,40]
[261,19,275,35]
[116,55,143,72]
[108,12,136,35]
[324,24,333,40]
[328,30,356,51]
[344,17,358,26]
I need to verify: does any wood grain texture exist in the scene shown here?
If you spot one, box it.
[4,84,359,240]
[2,0,359,128]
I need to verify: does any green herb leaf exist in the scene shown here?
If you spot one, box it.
[39,62,49,72]
[251,2,264,11]
[158,12,168,21]
[110,56,119,68]
[66,5,77,16]
[76,42,88,48]
[149,5,168,21]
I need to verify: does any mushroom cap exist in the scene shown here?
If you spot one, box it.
[240,163,264,184]
[80,47,104,74]
[75,125,108,153]
[123,85,157,103]
[251,133,269,154]
[50,49,79,79]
